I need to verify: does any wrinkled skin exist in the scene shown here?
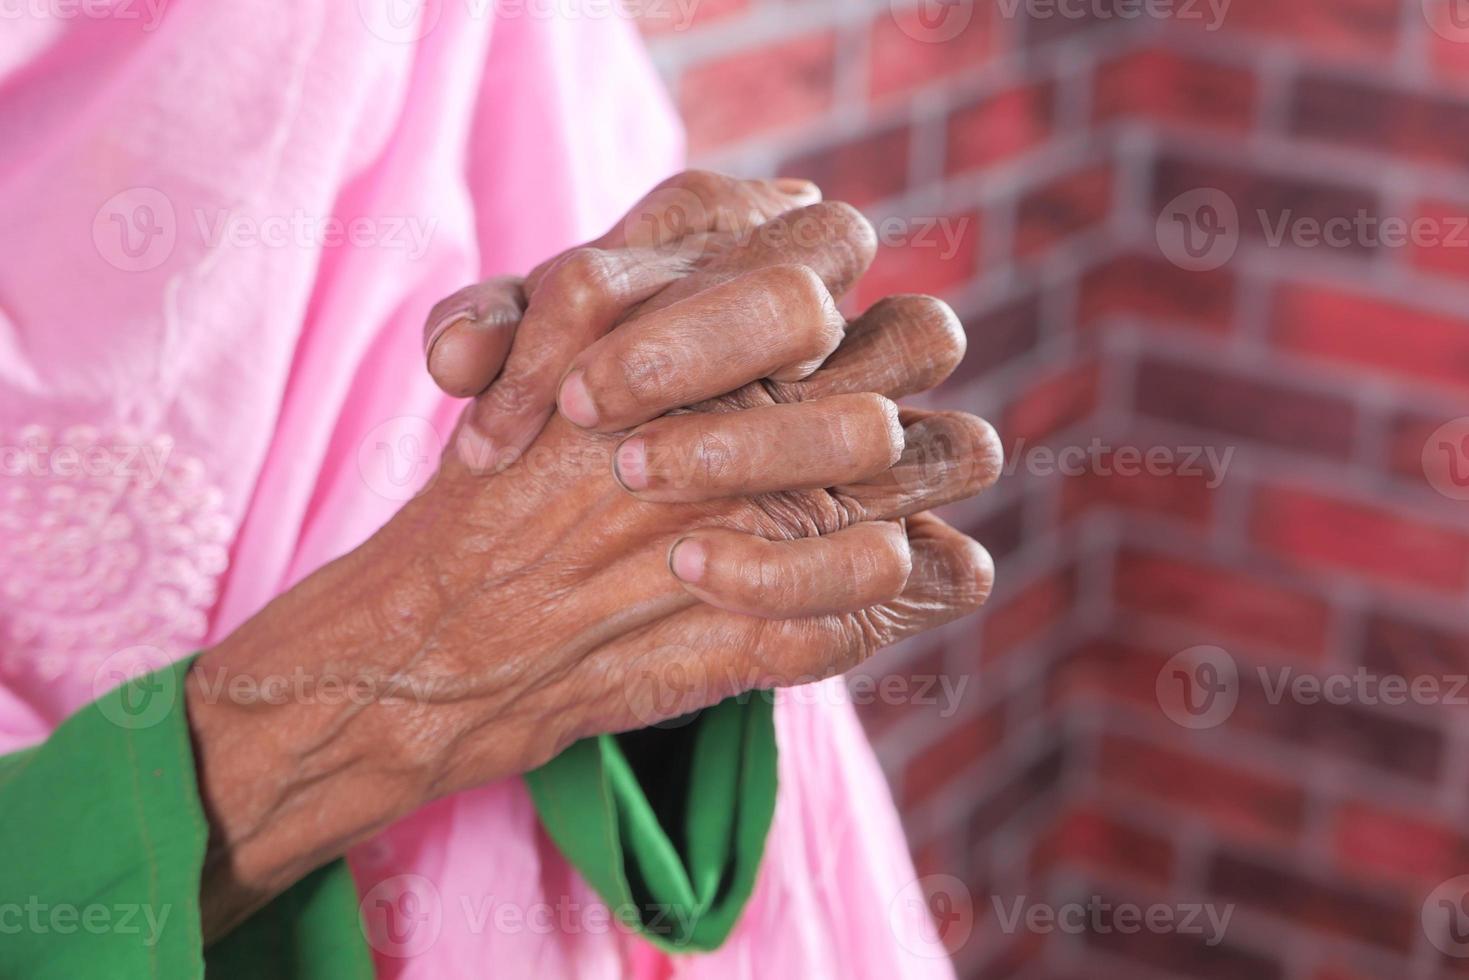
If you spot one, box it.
[187,173,1003,939]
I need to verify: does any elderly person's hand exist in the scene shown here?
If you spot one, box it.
[184,184,1002,940]
[423,171,842,469]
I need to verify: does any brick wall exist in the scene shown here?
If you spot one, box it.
[644,2,1469,978]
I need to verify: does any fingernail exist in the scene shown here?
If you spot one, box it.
[773,178,821,202]
[614,437,649,491]
[669,538,707,584]
[558,370,599,428]
[425,310,474,365]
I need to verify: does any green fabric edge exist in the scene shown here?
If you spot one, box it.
[2,657,779,972]
[524,691,778,954]
[0,655,373,980]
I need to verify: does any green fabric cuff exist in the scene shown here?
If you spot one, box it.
[0,655,372,980]
[0,655,211,979]
[524,691,779,953]
[1,658,777,974]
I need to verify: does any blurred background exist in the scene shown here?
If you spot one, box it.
[639,0,1469,977]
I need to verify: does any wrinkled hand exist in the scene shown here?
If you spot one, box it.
[186,181,1004,938]
[422,171,828,466]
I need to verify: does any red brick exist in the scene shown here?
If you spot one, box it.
[981,563,1077,663]
[968,741,1067,841]
[1250,484,1469,592]
[1207,852,1417,951]
[901,706,1005,809]
[1152,155,1382,257]
[778,125,910,210]
[1094,48,1257,131]
[678,33,837,154]
[1272,283,1469,396]
[1292,75,1469,171]
[1045,637,1172,714]
[1429,15,1469,84]
[1331,800,1467,887]
[1001,358,1101,446]
[1099,732,1306,844]
[1213,0,1400,60]
[1061,446,1217,527]
[1385,409,1469,487]
[1407,198,1469,281]
[1113,550,1333,660]
[868,3,993,101]
[1310,964,1383,980]
[854,208,981,308]
[945,80,1054,175]
[1133,356,1359,458]
[1014,163,1113,258]
[1227,673,1445,782]
[946,292,1042,388]
[1082,906,1286,980]
[1363,611,1469,690]
[1029,803,1175,884]
[1078,253,1235,332]
[963,497,1026,564]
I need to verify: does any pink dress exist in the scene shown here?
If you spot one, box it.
[0,4,953,977]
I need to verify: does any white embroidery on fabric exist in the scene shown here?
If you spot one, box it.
[0,424,232,679]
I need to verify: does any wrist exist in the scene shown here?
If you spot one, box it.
[184,542,440,939]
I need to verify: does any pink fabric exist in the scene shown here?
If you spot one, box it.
[0,4,954,978]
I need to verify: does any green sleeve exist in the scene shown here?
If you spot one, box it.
[0,657,777,975]
[524,691,779,952]
[0,655,372,980]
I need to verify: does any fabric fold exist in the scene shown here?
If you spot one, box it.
[524,691,778,952]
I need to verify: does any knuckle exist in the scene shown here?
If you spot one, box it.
[761,264,842,356]
[816,200,878,257]
[482,370,537,416]
[546,247,616,318]
[614,346,671,406]
[667,169,726,204]
[753,552,800,609]
[692,426,737,486]
[901,294,967,366]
